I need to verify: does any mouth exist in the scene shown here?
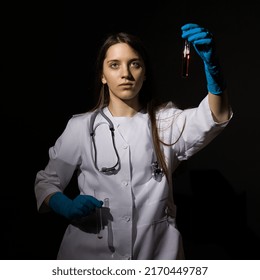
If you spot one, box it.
[119,83,133,87]
[119,83,133,88]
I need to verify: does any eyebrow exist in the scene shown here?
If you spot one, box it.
[106,58,142,63]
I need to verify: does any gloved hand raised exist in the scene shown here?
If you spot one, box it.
[48,192,103,220]
[181,23,226,95]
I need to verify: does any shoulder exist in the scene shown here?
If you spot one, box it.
[71,112,91,120]
[69,111,95,123]
[63,111,96,132]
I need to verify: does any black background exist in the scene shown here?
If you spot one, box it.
[2,0,260,259]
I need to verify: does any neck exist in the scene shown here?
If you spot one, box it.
[108,99,141,117]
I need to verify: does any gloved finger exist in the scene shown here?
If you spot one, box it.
[76,202,93,213]
[79,205,93,216]
[182,27,206,37]
[70,200,94,217]
[182,29,212,42]
[181,23,201,31]
[84,195,103,208]
[75,198,102,217]
[192,38,212,47]
[69,207,88,219]
[71,195,94,214]
[77,195,103,209]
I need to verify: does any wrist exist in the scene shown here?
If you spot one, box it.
[49,192,72,219]
[204,63,226,95]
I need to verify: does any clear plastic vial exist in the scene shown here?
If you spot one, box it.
[97,207,103,239]
[182,39,190,78]
[96,197,110,239]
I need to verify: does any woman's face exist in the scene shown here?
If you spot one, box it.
[101,43,146,105]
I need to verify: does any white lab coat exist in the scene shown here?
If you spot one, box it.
[34,96,232,259]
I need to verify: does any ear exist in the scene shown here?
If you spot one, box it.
[101,75,107,84]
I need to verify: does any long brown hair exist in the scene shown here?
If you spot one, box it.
[90,32,172,182]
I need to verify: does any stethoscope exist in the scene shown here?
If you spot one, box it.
[90,108,120,175]
[89,108,164,181]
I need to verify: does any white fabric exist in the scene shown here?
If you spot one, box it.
[34,96,232,259]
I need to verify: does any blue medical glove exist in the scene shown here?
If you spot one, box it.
[48,192,103,220]
[181,23,226,95]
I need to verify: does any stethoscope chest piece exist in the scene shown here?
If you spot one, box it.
[151,161,164,182]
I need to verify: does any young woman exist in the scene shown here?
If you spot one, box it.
[34,23,232,259]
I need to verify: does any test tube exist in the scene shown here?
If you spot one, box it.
[96,197,110,239]
[97,207,103,239]
[104,198,115,252]
[182,39,190,78]
[94,190,103,239]
[104,198,109,208]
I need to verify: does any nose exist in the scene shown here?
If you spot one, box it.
[121,65,132,80]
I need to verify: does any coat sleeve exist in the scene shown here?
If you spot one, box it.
[157,95,233,162]
[34,116,83,212]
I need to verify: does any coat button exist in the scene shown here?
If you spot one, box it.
[123,216,131,222]
[122,181,128,187]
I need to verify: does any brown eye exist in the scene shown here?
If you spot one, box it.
[131,61,141,68]
[110,62,119,69]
